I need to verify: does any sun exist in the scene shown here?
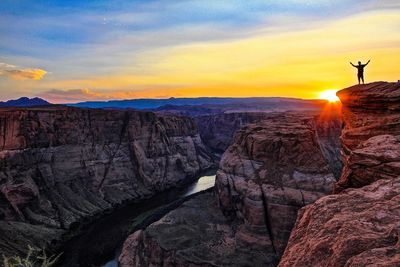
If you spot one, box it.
[319,90,340,102]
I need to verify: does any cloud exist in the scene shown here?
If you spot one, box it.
[2,69,47,80]
[39,88,140,103]
[0,1,399,101]
[0,62,16,68]
[0,62,47,80]
[38,86,186,104]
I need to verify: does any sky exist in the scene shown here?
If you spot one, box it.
[0,0,399,103]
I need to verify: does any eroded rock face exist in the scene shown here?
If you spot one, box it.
[0,107,214,256]
[194,113,272,154]
[335,82,400,192]
[215,114,336,258]
[280,82,400,266]
[279,177,400,267]
[195,111,343,178]
[120,112,339,266]
[120,192,274,267]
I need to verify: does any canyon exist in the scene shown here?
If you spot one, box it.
[0,106,214,257]
[279,81,400,266]
[0,99,330,262]
[1,82,399,266]
[119,81,400,267]
[119,111,342,266]
[195,110,342,176]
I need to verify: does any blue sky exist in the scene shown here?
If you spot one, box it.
[0,0,399,102]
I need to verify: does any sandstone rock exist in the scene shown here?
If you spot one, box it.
[120,191,276,267]
[195,111,342,179]
[280,82,400,266]
[0,106,214,256]
[120,112,339,266]
[279,177,400,267]
[215,114,337,258]
[335,82,400,192]
[194,113,275,154]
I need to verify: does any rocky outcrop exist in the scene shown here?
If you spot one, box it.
[195,111,343,179]
[279,177,400,267]
[335,82,400,192]
[119,191,269,267]
[215,114,337,259]
[280,82,400,266]
[120,112,339,266]
[0,106,214,256]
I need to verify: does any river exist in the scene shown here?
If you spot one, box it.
[58,172,216,267]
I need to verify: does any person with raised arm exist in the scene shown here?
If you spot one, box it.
[350,60,370,84]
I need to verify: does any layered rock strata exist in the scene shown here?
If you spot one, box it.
[0,106,214,256]
[120,112,338,266]
[194,112,273,154]
[280,82,400,266]
[279,177,400,267]
[195,111,343,179]
[335,81,400,192]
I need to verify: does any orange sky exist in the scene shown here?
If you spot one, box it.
[1,1,399,103]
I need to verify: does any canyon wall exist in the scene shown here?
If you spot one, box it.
[214,113,337,258]
[0,106,214,256]
[335,81,400,192]
[120,112,340,266]
[194,112,277,154]
[195,111,342,179]
[279,82,400,266]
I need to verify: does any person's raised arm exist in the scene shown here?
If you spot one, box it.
[365,59,371,66]
[350,62,356,67]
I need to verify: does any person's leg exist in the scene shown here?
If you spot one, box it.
[361,75,364,84]
[358,75,361,84]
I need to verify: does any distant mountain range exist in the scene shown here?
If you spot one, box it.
[0,96,328,116]
[68,97,324,110]
[0,97,51,107]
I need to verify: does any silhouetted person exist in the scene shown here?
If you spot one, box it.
[350,60,370,84]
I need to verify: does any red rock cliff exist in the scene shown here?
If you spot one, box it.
[335,81,400,192]
[279,82,400,267]
[119,112,340,266]
[0,106,214,256]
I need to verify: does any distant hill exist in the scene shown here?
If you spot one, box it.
[0,97,51,107]
[68,97,325,111]
[152,98,327,116]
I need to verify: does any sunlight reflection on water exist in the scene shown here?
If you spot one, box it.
[100,174,216,267]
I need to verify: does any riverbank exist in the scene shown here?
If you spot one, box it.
[57,171,217,267]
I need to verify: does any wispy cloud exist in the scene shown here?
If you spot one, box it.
[1,69,47,80]
[39,88,143,103]
[0,62,16,68]
[0,62,47,80]
[0,1,399,101]
[38,86,185,103]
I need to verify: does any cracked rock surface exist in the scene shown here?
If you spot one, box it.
[335,81,400,192]
[279,177,400,267]
[280,82,400,267]
[0,106,214,256]
[120,112,339,266]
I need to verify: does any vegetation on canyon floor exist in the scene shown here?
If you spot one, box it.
[2,246,61,267]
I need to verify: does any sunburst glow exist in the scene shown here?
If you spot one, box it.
[319,90,340,102]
